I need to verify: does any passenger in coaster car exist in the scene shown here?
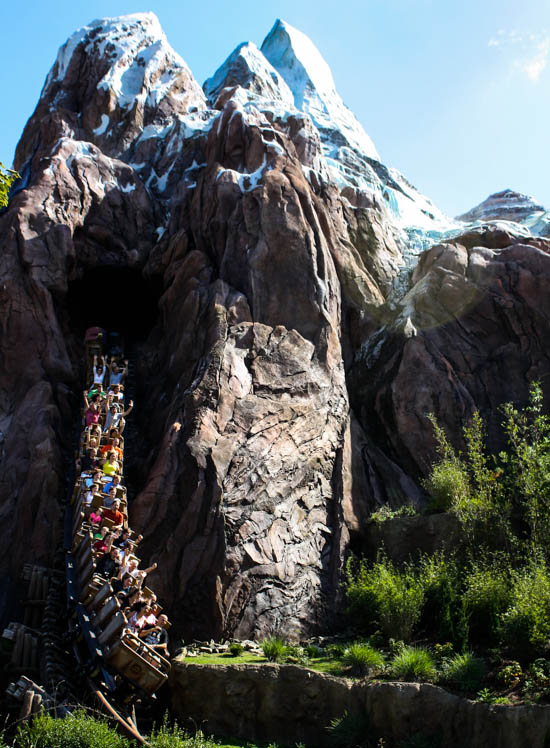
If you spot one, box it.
[100,437,123,461]
[95,548,121,580]
[109,358,128,386]
[140,614,169,655]
[83,392,102,428]
[113,529,135,551]
[102,452,121,477]
[92,354,107,387]
[93,531,114,554]
[89,508,103,527]
[79,447,101,475]
[112,573,134,597]
[104,474,122,496]
[108,383,124,402]
[102,499,124,528]
[103,399,133,433]
[103,486,117,508]
[127,601,149,633]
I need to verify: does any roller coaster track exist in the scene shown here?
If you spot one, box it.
[3,348,168,741]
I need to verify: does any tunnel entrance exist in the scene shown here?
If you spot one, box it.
[65,267,163,344]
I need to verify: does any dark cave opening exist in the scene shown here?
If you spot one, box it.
[59,266,165,502]
[64,267,163,344]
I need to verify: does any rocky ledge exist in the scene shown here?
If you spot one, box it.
[170,659,550,748]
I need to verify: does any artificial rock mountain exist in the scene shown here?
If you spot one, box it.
[1,13,550,639]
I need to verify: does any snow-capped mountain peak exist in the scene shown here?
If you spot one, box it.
[204,41,295,110]
[42,12,206,117]
[260,19,380,161]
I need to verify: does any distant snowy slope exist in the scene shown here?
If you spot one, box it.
[260,19,380,162]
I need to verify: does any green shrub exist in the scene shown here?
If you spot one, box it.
[327,642,347,658]
[461,561,511,646]
[496,661,523,688]
[524,659,550,702]
[346,557,424,641]
[262,636,287,662]
[284,645,309,665]
[418,553,460,644]
[305,643,323,658]
[369,504,417,524]
[16,710,130,748]
[343,643,384,676]
[424,457,471,514]
[389,646,437,682]
[229,641,244,656]
[327,710,372,748]
[440,652,486,692]
[500,561,550,658]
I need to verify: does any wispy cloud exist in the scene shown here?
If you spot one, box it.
[488,29,550,82]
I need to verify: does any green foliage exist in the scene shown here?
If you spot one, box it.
[16,710,130,748]
[148,715,224,747]
[432,642,454,663]
[284,645,309,665]
[0,161,19,209]
[327,711,372,748]
[476,688,510,705]
[327,642,347,658]
[417,553,460,644]
[500,382,550,556]
[343,643,385,675]
[496,661,523,688]
[524,659,550,702]
[423,458,471,514]
[305,643,323,658]
[500,560,550,658]
[461,559,512,646]
[345,557,424,641]
[440,652,486,692]
[262,637,287,662]
[369,504,417,524]
[229,642,244,656]
[389,646,437,682]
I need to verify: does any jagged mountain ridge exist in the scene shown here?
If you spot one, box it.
[457,188,550,237]
[2,12,550,642]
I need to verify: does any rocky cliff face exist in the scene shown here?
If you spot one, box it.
[2,13,550,639]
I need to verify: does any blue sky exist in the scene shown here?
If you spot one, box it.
[1,0,549,216]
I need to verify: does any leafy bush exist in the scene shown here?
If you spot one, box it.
[440,652,486,692]
[424,457,471,514]
[524,659,550,702]
[369,504,417,524]
[148,717,223,747]
[327,710,372,748]
[16,710,130,748]
[262,636,287,662]
[418,553,460,644]
[496,661,523,688]
[461,560,511,646]
[327,642,347,658]
[346,557,424,641]
[343,643,384,675]
[389,646,437,682]
[500,561,550,658]
[284,645,309,665]
[305,643,323,658]
[229,641,244,656]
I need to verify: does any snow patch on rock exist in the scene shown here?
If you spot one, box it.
[261,19,379,162]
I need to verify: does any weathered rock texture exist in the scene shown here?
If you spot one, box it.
[2,14,550,640]
[170,661,550,748]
